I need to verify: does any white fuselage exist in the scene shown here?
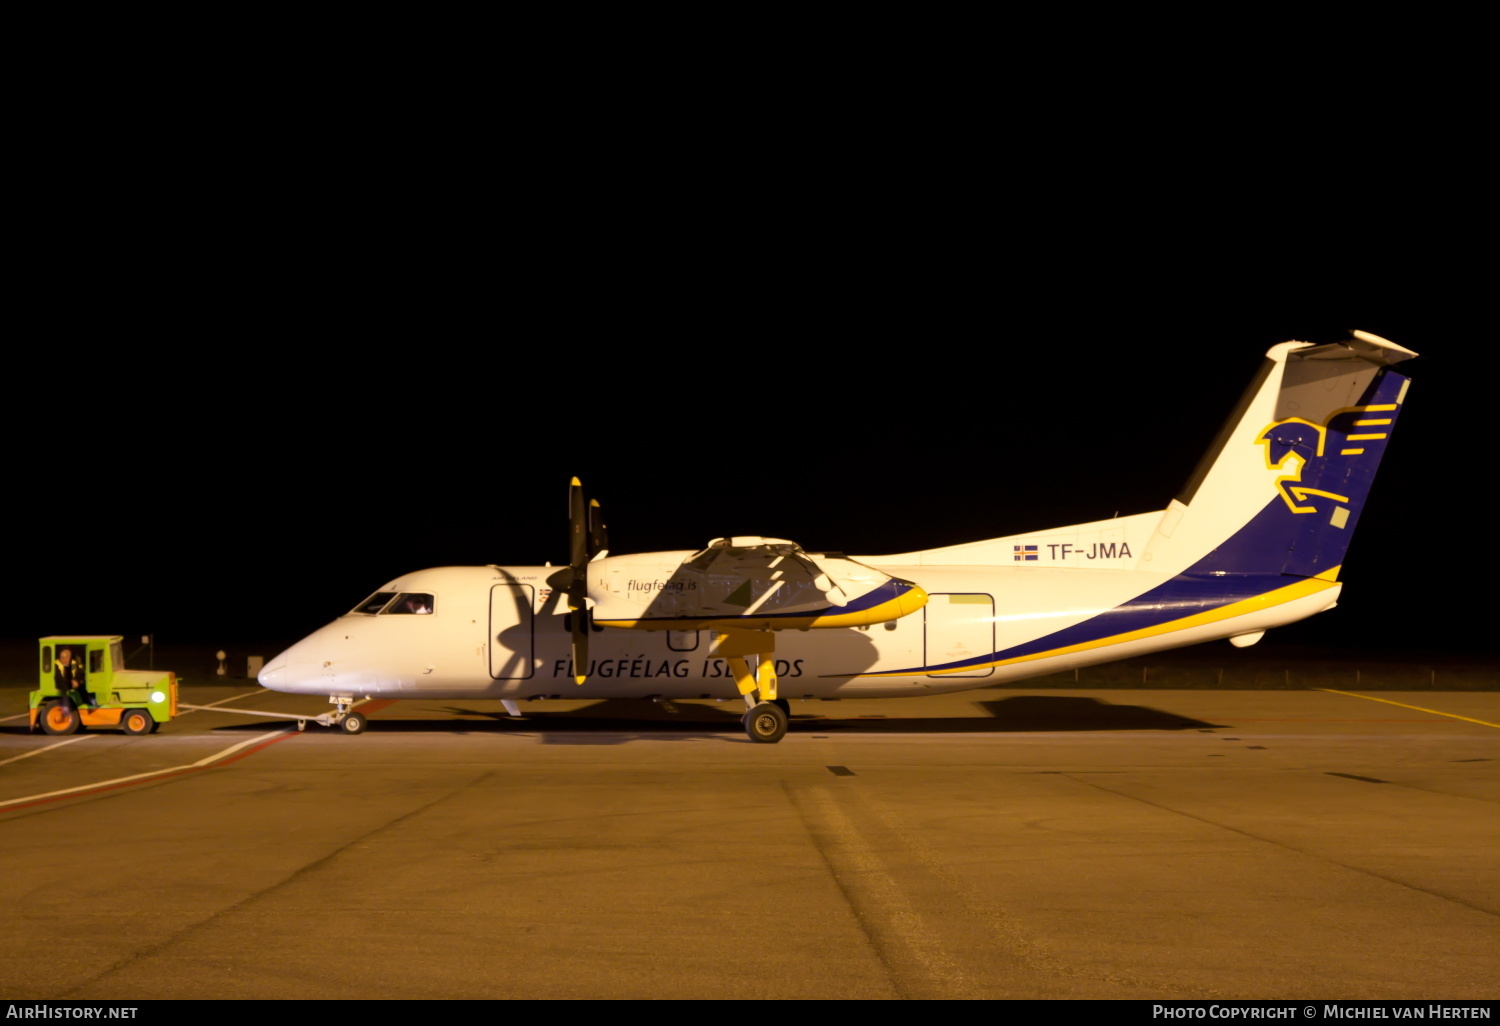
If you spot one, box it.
[258,561,1340,701]
[258,335,1416,712]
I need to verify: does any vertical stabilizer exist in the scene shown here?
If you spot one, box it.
[1141,331,1416,580]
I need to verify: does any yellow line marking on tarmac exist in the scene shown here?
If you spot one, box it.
[1317,689,1500,729]
[0,728,289,809]
[0,735,98,767]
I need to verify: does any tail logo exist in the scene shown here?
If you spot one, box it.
[1257,403,1397,516]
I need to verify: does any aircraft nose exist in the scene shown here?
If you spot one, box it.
[256,637,325,694]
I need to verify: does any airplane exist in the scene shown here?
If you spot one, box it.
[258,330,1417,743]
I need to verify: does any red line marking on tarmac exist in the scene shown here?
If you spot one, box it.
[5,699,399,814]
[7,766,206,811]
[0,731,303,813]
[212,729,305,768]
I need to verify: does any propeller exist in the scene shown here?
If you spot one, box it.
[565,478,608,684]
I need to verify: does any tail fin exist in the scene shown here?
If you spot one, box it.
[1141,330,1416,579]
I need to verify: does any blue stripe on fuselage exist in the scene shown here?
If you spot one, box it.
[917,571,1292,673]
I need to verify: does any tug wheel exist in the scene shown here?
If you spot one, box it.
[121,708,154,736]
[40,701,80,737]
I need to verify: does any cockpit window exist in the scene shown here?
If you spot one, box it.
[353,592,397,615]
[386,593,434,615]
[387,588,435,612]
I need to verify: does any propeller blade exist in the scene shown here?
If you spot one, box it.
[568,477,588,572]
[588,498,608,560]
[567,477,591,683]
[572,607,589,685]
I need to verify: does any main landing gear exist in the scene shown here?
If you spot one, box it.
[743,701,788,743]
[716,631,791,744]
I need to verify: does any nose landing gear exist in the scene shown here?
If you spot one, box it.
[291,697,370,733]
[319,697,367,735]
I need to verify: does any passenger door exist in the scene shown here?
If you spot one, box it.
[924,593,995,678]
[489,584,536,679]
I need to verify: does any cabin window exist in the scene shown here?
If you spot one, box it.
[112,640,125,669]
[385,593,434,615]
[89,650,104,674]
[41,646,52,673]
[666,630,699,652]
[353,592,397,615]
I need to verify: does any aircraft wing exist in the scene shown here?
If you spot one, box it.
[585,536,928,630]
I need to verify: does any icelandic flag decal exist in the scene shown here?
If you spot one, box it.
[1013,545,1038,562]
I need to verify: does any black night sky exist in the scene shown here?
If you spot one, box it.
[9,78,1488,662]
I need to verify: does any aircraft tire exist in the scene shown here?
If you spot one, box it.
[340,711,368,735]
[743,702,788,744]
[121,709,154,736]
[40,701,80,737]
[771,698,791,718]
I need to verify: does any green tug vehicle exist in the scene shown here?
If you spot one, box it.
[29,636,179,736]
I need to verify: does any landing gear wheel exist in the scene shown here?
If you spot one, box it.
[121,709,154,736]
[339,711,368,735]
[743,702,788,744]
[771,698,791,718]
[40,701,80,737]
